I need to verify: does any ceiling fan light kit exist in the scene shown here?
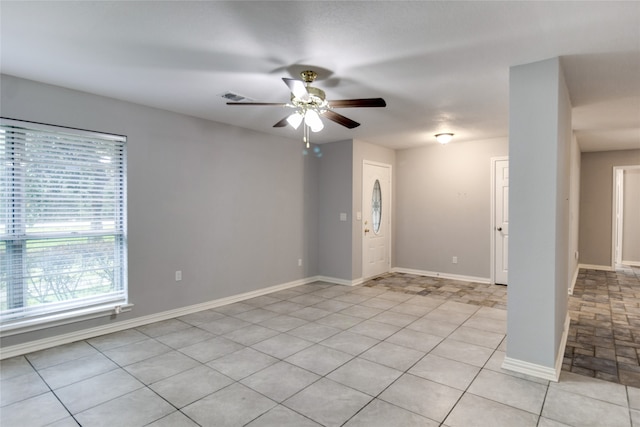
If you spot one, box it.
[435,133,454,144]
[286,112,303,130]
[227,70,386,148]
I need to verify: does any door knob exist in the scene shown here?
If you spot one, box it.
[497,227,502,231]
[364,228,370,234]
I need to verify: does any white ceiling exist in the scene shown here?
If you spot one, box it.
[1,1,639,151]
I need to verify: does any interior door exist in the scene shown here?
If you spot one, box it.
[363,162,391,280]
[494,159,509,285]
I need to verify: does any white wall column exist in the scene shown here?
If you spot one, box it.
[504,57,572,380]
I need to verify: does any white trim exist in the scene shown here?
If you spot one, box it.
[622,261,640,267]
[501,313,570,382]
[502,357,559,382]
[612,165,640,270]
[555,313,571,379]
[613,168,624,268]
[490,156,509,284]
[0,276,319,360]
[391,267,491,284]
[362,160,393,281]
[578,263,615,272]
[1,303,133,337]
[568,266,579,295]
[315,276,362,287]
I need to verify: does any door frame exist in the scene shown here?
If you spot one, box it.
[490,156,509,285]
[611,165,640,268]
[362,160,392,280]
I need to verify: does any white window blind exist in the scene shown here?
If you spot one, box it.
[0,118,127,327]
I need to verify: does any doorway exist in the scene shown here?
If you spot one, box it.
[612,165,640,268]
[491,157,509,285]
[362,161,391,280]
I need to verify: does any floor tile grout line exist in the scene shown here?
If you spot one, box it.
[5,278,497,425]
[132,324,324,426]
[100,323,306,426]
[435,334,536,426]
[333,301,507,426]
[51,334,220,422]
[535,383,552,426]
[53,339,155,420]
[14,273,639,426]
[192,297,382,426]
[20,352,79,425]
[231,283,500,425]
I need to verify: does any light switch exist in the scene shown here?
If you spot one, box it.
[339,213,347,221]
[356,212,362,221]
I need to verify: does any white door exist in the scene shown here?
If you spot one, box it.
[363,162,391,280]
[494,159,509,285]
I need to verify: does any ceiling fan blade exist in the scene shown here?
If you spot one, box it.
[323,110,360,129]
[329,98,386,108]
[273,117,289,127]
[282,78,310,102]
[226,102,288,106]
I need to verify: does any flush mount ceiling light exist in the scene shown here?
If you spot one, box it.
[227,70,386,148]
[435,133,454,144]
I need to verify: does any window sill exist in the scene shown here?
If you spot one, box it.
[0,303,134,338]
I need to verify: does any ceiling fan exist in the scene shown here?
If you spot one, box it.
[227,70,386,146]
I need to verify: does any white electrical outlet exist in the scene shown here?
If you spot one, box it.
[452,256,458,264]
[298,259,302,267]
[175,270,182,281]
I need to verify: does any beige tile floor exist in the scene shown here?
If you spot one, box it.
[1,279,639,426]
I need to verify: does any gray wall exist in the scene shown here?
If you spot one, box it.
[1,74,319,347]
[579,150,640,267]
[395,138,508,279]
[318,140,353,280]
[506,57,572,371]
[623,168,640,264]
[316,138,396,282]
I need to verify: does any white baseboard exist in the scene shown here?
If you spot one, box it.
[578,263,614,272]
[314,275,362,287]
[501,313,570,383]
[391,267,491,284]
[622,260,640,267]
[0,276,321,360]
[556,313,571,379]
[568,266,579,295]
[502,357,559,382]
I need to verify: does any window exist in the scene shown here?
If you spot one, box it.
[372,179,382,234]
[0,118,127,330]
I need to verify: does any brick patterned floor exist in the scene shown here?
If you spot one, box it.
[364,267,640,387]
[564,265,640,387]
[362,273,508,309]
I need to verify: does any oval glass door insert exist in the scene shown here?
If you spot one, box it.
[372,179,382,234]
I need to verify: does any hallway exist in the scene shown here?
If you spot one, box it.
[565,266,640,387]
[366,268,640,387]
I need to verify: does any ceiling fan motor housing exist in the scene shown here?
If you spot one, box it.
[292,86,327,108]
[301,70,318,83]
